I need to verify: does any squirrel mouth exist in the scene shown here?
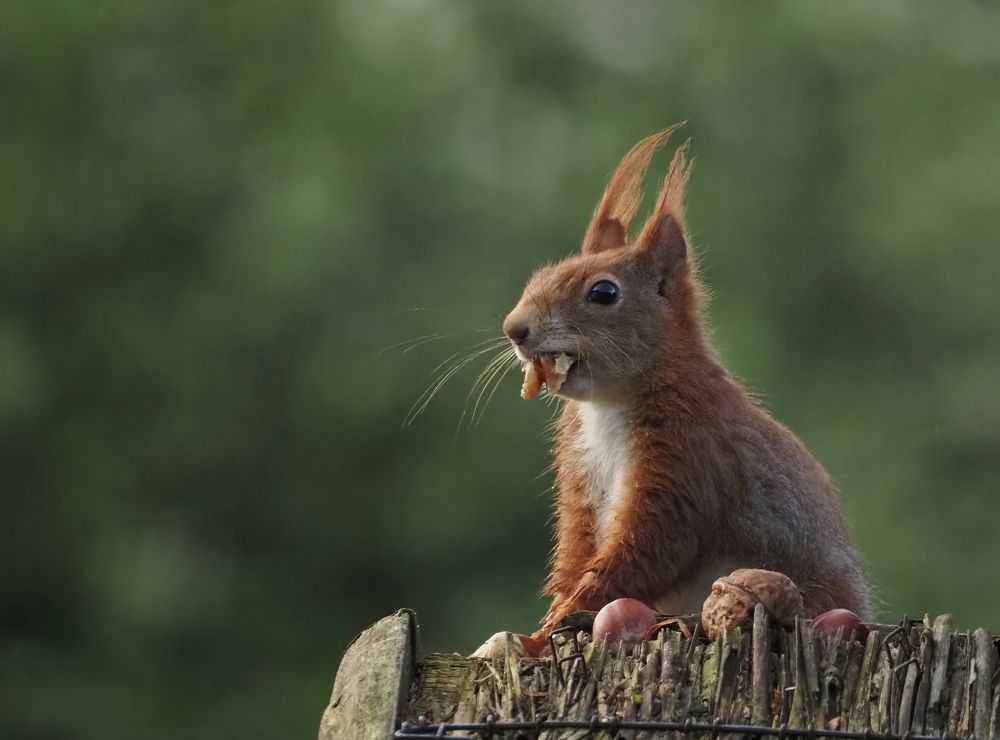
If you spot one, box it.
[520,352,576,400]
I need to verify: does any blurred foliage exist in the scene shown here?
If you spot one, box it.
[2,1,1000,738]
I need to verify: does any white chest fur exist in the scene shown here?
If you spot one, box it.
[576,403,632,535]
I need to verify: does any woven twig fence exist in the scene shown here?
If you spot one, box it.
[319,609,1000,740]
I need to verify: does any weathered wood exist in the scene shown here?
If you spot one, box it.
[475,657,495,722]
[409,652,468,721]
[818,627,843,728]
[973,628,996,739]
[572,639,607,722]
[529,666,543,721]
[596,641,628,740]
[947,632,970,737]
[687,641,707,720]
[910,624,934,733]
[775,626,792,724]
[622,642,645,740]
[847,628,880,731]
[319,609,417,740]
[659,629,684,721]
[451,660,483,725]
[698,636,720,719]
[895,627,923,733]
[926,613,954,733]
[840,635,865,730]
[800,619,820,718]
[728,627,753,725]
[788,619,806,728]
[897,656,920,733]
[554,634,576,720]
[714,627,743,725]
[990,686,1000,739]
[750,604,771,727]
[636,645,659,740]
[874,639,892,734]
[502,631,522,721]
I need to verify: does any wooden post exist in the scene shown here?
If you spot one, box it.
[318,609,417,740]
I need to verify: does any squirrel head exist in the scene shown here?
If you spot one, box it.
[503,125,708,403]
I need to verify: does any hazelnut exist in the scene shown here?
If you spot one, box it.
[701,568,804,639]
[593,598,658,646]
[813,608,869,642]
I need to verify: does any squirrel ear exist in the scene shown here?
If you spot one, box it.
[643,214,688,282]
[588,218,626,253]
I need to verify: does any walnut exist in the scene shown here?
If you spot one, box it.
[701,568,803,639]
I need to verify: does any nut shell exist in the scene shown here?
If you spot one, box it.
[701,568,804,640]
[470,631,525,659]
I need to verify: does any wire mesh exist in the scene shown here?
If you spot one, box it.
[396,714,978,740]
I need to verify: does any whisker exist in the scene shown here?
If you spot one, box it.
[592,328,631,366]
[569,326,629,374]
[568,324,624,379]
[403,336,509,426]
[393,307,434,314]
[547,398,563,422]
[401,329,492,356]
[428,336,509,377]
[378,332,454,356]
[471,350,520,428]
[378,328,493,357]
[458,347,514,431]
[567,324,604,365]
[583,342,596,391]
[405,356,483,426]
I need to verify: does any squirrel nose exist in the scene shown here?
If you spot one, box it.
[503,318,530,345]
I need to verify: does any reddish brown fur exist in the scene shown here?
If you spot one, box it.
[496,127,872,655]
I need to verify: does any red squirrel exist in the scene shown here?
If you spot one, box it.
[472,125,872,658]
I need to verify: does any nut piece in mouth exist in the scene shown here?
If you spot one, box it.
[520,358,544,400]
[520,352,574,400]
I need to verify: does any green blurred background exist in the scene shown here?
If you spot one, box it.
[3,1,999,737]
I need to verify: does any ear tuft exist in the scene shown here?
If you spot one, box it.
[589,218,626,253]
[635,138,694,251]
[581,124,685,255]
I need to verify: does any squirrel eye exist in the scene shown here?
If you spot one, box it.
[587,280,619,305]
